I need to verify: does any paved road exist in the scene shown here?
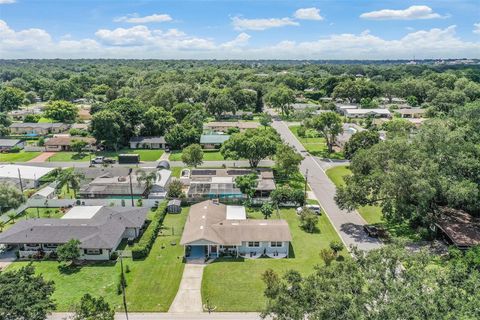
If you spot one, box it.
[48,312,263,320]
[169,264,205,313]
[272,119,382,251]
[2,160,274,169]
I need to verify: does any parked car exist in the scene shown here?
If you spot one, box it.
[363,225,379,237]
[296,204,322,215]
[90,156,115,164]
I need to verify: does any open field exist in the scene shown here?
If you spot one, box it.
[289,125,344,160]
[201,208,346,311]
[6,207,188,311]
[0,151,41,162]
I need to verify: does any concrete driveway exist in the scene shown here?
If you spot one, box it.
[168,263,205,313]
[0,248,17,270]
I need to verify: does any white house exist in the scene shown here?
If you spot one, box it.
[0,165,55,189]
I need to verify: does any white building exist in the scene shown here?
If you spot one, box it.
[0,165,55,189]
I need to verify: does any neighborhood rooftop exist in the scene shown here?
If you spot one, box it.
[0,164,54,180]
[9,122,67,128]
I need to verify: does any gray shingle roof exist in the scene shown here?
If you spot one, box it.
[0,206,148,249]
[129,136,166,144]
[0,139,22,147]
[10,122,67,128]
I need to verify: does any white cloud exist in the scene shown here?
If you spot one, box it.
[0,0,16,4]
[360,5,444,20]
[232,16,299,31]
[95,26,153,46]
[294,8,323,21]
[114,13,172,24]
[220,32,251,48]
[474,23,480,34]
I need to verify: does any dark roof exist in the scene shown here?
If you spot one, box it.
[130,136,166,144]
[0,206,148,249]
[0,139,22,147]
[157,160,170,169]
[10,122,67,128]
[436,208,480,248]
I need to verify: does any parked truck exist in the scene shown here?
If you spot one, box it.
[118,153,140,164]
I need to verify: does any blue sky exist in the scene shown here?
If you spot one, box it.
[1,0,479,59]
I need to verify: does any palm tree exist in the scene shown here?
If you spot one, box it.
[0,221,6,232]
[7,213,17,224]
[136,169,157,194]
[58,170,84,198]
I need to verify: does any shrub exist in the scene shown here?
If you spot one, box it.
[329,240,344,255]
[131,201,168,260]
[320,248,335,266]
[9,146,21,153]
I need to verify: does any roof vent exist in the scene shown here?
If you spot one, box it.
[259,223,267,226]
[200,226,204,229]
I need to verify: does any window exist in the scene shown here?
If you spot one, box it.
[44,243,58,248]
[270,241,283,248]
[84,249,102,255]
[247,241,260,247]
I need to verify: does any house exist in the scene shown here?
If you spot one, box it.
[0,164,55,189]
[221,110,254,120]
[0,139,24,152]
[180,200,291,259]
[71,123,89,131]
[44,136,96,152]
[336,104,358,114]
[395,108,427,119]
[335,123,365,149]
[9,123,69,135]
[148,169,172,199]
[344,109,391,119]
[7,108,42,121]
[31,184,56,199]
[0,206,148,260]
[434,208,480,250]
[129,136,166,149]
[204,122,259,133]
[200,134,230,149]
[291,103,319,111]
[78,173,147,199]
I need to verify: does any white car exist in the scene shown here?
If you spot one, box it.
[296,204,321,215]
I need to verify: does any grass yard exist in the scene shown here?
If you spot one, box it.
[2,208,65,231]
[171,167,184,178]
[169,150,225,161]
[0,151,41,162]
[48,149,164,162]
[289,125,344,160]
[6,207,188,311]
[48,152,90,162]
[202,208,346,311]
[325,165,419,240]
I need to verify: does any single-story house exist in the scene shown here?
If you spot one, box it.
[71,123,89,131]
[200,134,230,149]
[180,200,291,259]
[7,108,42,121]
[9,123,69,135]
[78,173,147,199]
[0,139,24,151]
[204,122,259,133]
[31,184,56,199]
[434,207,480,250]
[292,103,319,111]
[0,206,148,260]
[344,109,391,119]
[220,111,254,120]
[45,136,96,152]
[148,169,172,199]
[335,123,366,149]
[0,165,55,189]
[395,108,427,119]
[336,104,358,114]
[129,136,167,149]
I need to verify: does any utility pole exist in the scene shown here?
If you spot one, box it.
[17,168,24,193]
[120,256,129,320]
[128,168,134,207]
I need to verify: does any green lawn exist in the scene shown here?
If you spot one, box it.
[37,117,55,123]
[0,151,41,162]
[3,208,65,231]
[169,150,225,161]
[7,207,188,311]
[48,149,164,162]
[202,208,346,311]
[171,167,184,178]
[325,165,419,240]
[289,125,344,160]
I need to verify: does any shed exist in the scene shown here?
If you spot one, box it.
[167,199,182,213]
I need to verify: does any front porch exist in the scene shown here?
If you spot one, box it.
[185,244,240,261]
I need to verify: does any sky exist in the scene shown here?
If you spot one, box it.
[0,0,479,59]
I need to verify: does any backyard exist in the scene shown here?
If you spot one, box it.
[2,207,65,231]
[201,208,346,311]
[6,207,188,311]
[48,149,164,162]
[289,125,344,160]
[0,151,41,162]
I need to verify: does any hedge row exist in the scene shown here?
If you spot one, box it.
[131,201,168,260]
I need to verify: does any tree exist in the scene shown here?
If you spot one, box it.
[299,208,318,233]
[58,170,84,198]
[319,248,336,266]
[107,98,146,143]
[307,112,343,154]
[135,169,157,194]
[53,79,80,100]
[0,86,25,112]
[0,112,12,136]
[382,118,415,139]
[0,265,56,320]
[259,113,272,127]
[70,140,88,154]
[262,245,480,320]
[140,106,176,137]
[57,239,81,265]
[0,221,5,232]
[271,186,305,207]
[265,86,295,116]
[206,91,236,119]
[167,179,184,199]
[72,293,114,320]
[343,130,380,160]
[0,183,26,213]
[262,269,280,299]
[221,128,279,168]
[91,110,122,150]
[165,124,200,150]
[275,144,303,178]
[181,144,204,167]
[260,202,274,219]
[44,100,78,123]
[329,240,344,255]
[235,173,258,199]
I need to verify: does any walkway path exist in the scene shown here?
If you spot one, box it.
[271,118,382,251]
[168,263,205,313]
[28,151,56,162]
